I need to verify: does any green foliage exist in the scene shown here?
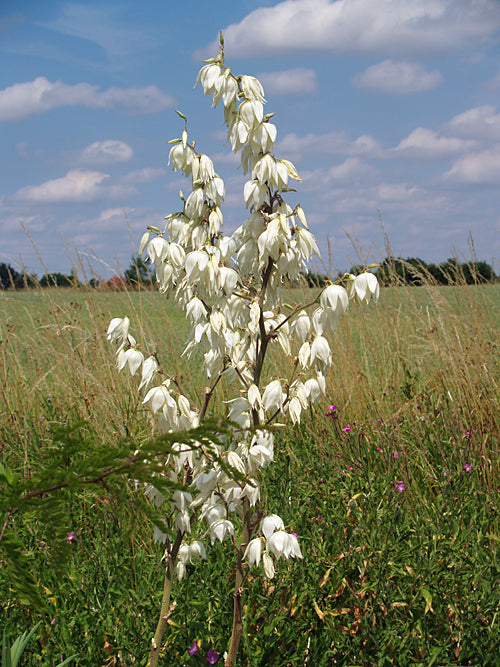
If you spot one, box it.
[38,273,76,288]
[124,256,154,286]
[377,256,496,286]
[0,283,498,665]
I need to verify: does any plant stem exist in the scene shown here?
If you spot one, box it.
[149,529,183,667]
[225,496,251,667]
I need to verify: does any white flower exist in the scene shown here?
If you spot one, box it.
[117,347,144,376]
[107,316,130,346]
[244,538,262,568]
[267,531,303,560]
[209,519,234,544]
[262,552,275,579]
[291,311,311,345]
[261,514,285,540]
[240,75,265,103]
[143,384,172,414]
[350,272,380,305]
[310,336,331,373]
[262,380,285,413]
[185,188,205,219]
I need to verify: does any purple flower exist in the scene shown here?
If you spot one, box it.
[66,531,75,543]
[343,424,351,432]
[463,463,472,472]
[188,642,199,655]
[206,649,219,664]
[395,481,405,493]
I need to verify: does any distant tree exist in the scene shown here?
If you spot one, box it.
[125,256,153,286]
[39,272,73,288]
[0,262,20,289]
[462,261,495,284]
[88,278,99,289]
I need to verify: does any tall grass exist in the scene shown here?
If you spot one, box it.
[0,265,499,665]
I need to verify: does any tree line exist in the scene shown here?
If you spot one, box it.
[0,255,497,291]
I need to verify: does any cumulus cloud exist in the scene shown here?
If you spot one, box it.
[444,148,500,183]
[80,140,134,165]
[446,105,500,141]
[257,68,317,96]
[390,127,477,159]
[199,0,500,58]
[352,60,443,93]
[12,169,135,203]
[0,77,174,122]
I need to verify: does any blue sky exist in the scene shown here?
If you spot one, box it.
[1,0,499,279]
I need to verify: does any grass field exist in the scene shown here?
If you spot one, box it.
[1,278,499,666]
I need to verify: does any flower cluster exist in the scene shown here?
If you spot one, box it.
[107,45,379,593]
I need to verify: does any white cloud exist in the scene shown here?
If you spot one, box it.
[120,167,166,184]
[444,147,500,183]
[446,105,500,141]
[302,158,374,191]
[0,77,174,122]
[390,127,477,159]
[257,68,317,96]
[80,140,134,165]
[278,130,382,159]
[12,169,135,203]
[201,0,500,58]
[352,60,443,93]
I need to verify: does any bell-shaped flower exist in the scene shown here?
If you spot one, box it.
[209,519,234,545]
[168,142,194,174]
[295,227,319,262]
[267,531,303,560]
[175,510,191,534]
[240,75,265,103]
[217,266,238,296]
[205,177,225,204]
[188,540,207,563]
[227,451,246,476]
[288,396,303,424]
[143,384,172,414]
[196,63,223,96]
[186,297,208,324]
[310,336,331,373]
[321,284,349,314]
[247,384,261,410]
[298,341,311,369]
[244,179,268,210]
[139,356,158,390]
[291,311,311,345]
[349,272,380,305]
[185,188,205,220]
[262,380,285,414]
[241,480,261,506]
[194,469,219,499]
[250,122,276,154]
[261,514,285,540]
[263,552,275,579]
[117,347,144,376]
[244,538,262,568]
[107,316,130,346]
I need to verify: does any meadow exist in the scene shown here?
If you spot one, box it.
[0,273,499,666]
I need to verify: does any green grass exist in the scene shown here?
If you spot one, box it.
[0,280,499,665]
